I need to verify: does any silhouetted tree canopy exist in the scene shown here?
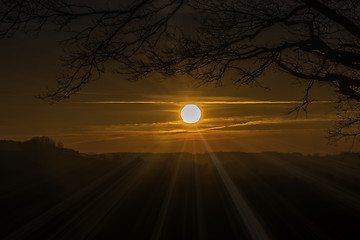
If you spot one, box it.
[57,140,64,149]
[1,0,360,140]
[26,136,56,147]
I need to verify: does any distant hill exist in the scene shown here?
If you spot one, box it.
[0,140,20,151]
[0,137,78,155]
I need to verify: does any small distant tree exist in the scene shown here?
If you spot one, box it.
[57,141,64,149]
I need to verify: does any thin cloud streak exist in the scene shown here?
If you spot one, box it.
[83,101,177,104]
[83,100,333,105]
[79,116,336,137]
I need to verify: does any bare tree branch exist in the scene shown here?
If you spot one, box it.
[2,0,360,141]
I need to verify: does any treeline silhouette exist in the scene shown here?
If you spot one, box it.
[1,136,67,153]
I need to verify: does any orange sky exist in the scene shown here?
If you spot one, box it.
[0,33,357,154]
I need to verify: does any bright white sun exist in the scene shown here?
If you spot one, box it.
[181,104,201,123]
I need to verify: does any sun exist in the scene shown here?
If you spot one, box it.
[181,104,201,123]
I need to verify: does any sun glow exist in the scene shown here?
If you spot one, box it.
[181,104,201,123]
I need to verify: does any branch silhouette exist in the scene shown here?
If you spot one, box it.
[1,0,360,140]
[0,0,185,101]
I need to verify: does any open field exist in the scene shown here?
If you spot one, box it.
[0,142,360,239]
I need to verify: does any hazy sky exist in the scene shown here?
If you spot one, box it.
[0,29,356,154]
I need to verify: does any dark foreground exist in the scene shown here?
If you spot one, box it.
[0,142,360,239]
